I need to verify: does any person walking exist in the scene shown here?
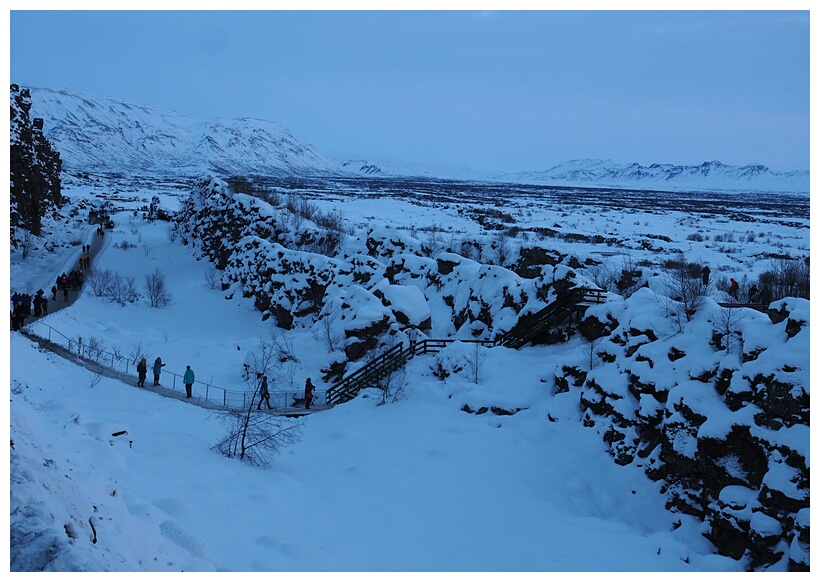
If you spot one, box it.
[701,265,711,286]
[153,357,165,386]
[63,286,69,302]
[183,365,195,399]
[136,357,148,387]
[41,296,48,316]
[760,284,773,305]
[728,278,739,300]
[748,283,759,303]
[51,285,57,300]
[257,376,272,410]
[304,377,314,410]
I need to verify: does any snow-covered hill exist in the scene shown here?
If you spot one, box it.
[494,159,809,194]
[24,86,348,178]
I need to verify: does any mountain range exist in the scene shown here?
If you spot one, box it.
[24,86,809,193]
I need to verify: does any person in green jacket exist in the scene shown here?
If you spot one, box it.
[152,357,165,386]
[183,365,195,399]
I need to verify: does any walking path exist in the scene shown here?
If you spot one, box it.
[16,222,322,417]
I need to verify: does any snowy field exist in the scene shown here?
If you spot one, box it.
[8,179,810,572]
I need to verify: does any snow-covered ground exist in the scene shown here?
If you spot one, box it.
[8,182,809,571]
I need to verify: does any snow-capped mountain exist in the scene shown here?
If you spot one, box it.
[494,159,809,193]
[24,86,348,178]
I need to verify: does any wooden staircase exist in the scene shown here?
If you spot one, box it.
[326,287,606,405]
[496,287,606,349]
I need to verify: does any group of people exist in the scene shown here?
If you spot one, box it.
[10,289,49,330]
[55,269,85,298]
[135,357,198,399]
[702,265,772,304]
[133,359,318,409]
[257,375,315,410]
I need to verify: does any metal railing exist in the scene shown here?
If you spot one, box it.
[21,320,324,411]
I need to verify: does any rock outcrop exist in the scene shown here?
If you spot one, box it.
[10,84,62,238]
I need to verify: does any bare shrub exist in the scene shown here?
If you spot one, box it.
[144,269,172,308]
[19,228,35,259]
[492,232,511,266]
[271,329,300,363]
[86,336,106,361]
[128,342,147,367]
[714,307,746,355]
[204,267,221,290]
[110,273,139,305]
[758,256,810,300]
[88,267,115,297]
[209,375,302,467]
[315,305,342,353]
[663,256,707,328]
[464,342,488,384]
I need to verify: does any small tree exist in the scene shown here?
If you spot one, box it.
[664,257,707,328]
[210,407,302,467]
[464,341,488,384]
[210,375,302,467]
[128,341,147,366]
[144,269,172,308]
[88,267,115,297]
[204,267,221,290]
[315,305,342,352]
[581,336,603,372]
[715,306,746,355]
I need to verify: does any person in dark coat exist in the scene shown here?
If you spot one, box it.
[304,377,314,410]
[257,376,272,410]
[63,286,69,302]
[41,297,48,315]
[153,357,165,386]
[748,283,759,303]
[51,285,57,300]
[183,365,195,398]
[701,265,711,286]
[137,357,147,387]
[33,295,42,317]
[760,284,773,305]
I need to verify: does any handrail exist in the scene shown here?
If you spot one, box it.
[326,337,498,405]
[20,319,324,410]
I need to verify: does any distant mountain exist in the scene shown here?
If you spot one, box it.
[24,86,348,178]
[493,159,809,193]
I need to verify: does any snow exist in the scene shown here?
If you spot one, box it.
[7,174,809,572]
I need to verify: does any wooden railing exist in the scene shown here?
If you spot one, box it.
[326,287,604,405]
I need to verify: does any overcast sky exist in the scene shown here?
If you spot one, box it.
[9,9,811,173]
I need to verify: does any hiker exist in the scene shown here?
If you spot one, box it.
[728,278,739,300]
[257,376,272,410]
[304,377,314,410]
[33,295,42,317]
[41,296,48,315]
[153,357,165,386]
[136,357,147,387]
[407,327,419,352]
[183,365,195,398]
[13,302,26,330]
[51,285,57,300]
[63,286,69,302]
[748,283,759,303]
[701,265,711,286]
[759,284,773,305]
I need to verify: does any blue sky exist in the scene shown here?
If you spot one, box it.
[9,9,811,173]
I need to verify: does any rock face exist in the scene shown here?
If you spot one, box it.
[562,291,809,571]
[175,177,588,374]
[10,84,62,237]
